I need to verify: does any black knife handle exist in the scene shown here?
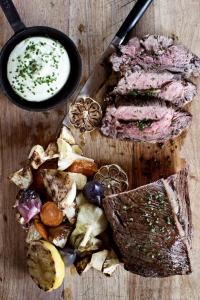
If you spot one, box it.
[0,0,26,33]
[114,0,153,45]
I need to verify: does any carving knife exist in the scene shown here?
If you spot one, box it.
[63,0,153,127]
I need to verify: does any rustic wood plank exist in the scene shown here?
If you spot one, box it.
[1,0,200,300]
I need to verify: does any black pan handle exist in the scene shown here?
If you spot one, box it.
[113,0,153,46]
[0,0,26,33]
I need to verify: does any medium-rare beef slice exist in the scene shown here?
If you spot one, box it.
[110,35,200,78]
[103,170,192,277]
[101,101,192,142]
[114,69,196,107]
[167,168,192,246]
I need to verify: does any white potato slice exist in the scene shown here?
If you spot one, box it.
[76,192,88,206]
[90,250,108,272]
[103,250,120,276]
[9,166,33,189]
[58,182,77,223]
[59,126,75,145]
[67,172,87,190]
[28,145,47,169]
[26,224,42,244]
[57,138,94,171]
[45,142,59,159]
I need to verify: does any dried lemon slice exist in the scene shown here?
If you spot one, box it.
[69,97,102,132]
[27,240,65,292]
[94,164,129,195]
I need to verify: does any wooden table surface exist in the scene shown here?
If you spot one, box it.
[1,0,200,299]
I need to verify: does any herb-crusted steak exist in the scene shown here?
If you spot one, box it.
[101,101,192,142]
[110,35,200,78]
[103,169,192,277]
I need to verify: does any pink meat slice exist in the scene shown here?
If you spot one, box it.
[101,102,192,142]
[114,70,196,107]
[110,35,200,78]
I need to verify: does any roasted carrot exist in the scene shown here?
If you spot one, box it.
[67,160,98,176]
[33,215,48,240]
[40,201,63,227]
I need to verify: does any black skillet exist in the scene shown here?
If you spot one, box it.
[0,0,82,111]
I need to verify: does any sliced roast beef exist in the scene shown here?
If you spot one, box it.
[103,169,192,277]
[166,168,192,246]
[101,101,192,142]
[114,69,196,107]
[110,35,200,78]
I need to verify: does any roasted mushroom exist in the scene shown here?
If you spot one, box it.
[94,164,129,195]
[69,97,102,132]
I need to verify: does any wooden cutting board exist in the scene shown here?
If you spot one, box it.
[1,1,200,299]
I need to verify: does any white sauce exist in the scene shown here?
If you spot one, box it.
[7,37,71,102]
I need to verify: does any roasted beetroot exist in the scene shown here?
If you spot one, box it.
[15,189,42,223]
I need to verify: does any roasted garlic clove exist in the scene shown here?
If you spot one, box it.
[94,164,129,195]
[69,97,102,132]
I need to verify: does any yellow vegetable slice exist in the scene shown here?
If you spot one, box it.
[27,240,65,292]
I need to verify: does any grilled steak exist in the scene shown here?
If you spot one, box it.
[110,35,200,78]
[103,169,192,277]
[101,100,192,142]
[114,69,196,107]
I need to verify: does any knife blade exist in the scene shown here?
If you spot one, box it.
[62,0,153,127]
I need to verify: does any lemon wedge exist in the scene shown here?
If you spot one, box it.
[27,240,65,292]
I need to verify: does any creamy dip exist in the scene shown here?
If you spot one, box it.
[7,37,71,102]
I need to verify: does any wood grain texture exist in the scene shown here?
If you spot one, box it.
[1,0,200,300]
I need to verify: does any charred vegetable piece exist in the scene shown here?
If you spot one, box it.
[26,224,42,243]
[74,256,91,275]
[15,189,42,224]
[27,240,65,292]
[40,201,63,227]
[48,224,72,248]
[9,166,33,189]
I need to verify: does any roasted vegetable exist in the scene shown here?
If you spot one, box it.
[29,144,59,170]
[57,138,94,171]
[74,256,91,275]
[27,240,65,292]
[26,224,42,243]
[39,169,74,203]
[58,182,77,223]
[9,167,33,189]
[102,250,120,276]
[33,215,48,240]
[48,224,72,248]
[70,203,107,252]
[40,201,63,227]
[59,126,75,145]
[15,189,42,224]
[67,160,98,177]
